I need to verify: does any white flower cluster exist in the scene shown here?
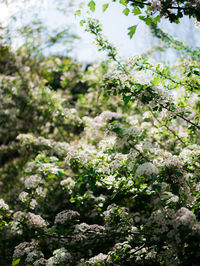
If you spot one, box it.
[24,175,43,189]
[13,240,39,259]
[46,248,72,266]
[30,199,38,209]
[85,253,107,265]
[65,144,95,165]
[0,198,9,210]
[135,162,159,177]
[97,110,122,122]
[98,136,116,151]
[36,187,47,198]
[25,250,44,264]
[27,212,47,228]
[18,191,29,202]
[176,207,195,227]
[17,134,70,158]
[164,155,183,168]
[163,192,179,204]
[83,111,121,142]
[147,209,176,239]
[60,177,75,189]
[103,204,131,231]
[11,211,27,235]
[179,145,200,163]
[19,191,38,209]
[13,242,31,259]
[147,206,200,245]
[61,108,82,124]
[54,210,80,224]
[124,126,140,137]
[106,241,132,264]
[74,223,105,234]
[102,175,116,185]
[104,71,131,92]
[33,258,47,266]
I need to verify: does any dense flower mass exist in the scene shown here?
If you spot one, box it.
[54,210,80,224]
[135,162,159,177]
[0,5,200,266]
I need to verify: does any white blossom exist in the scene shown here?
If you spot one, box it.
[135,162,159,177]
[24,175,42,189]
[18,191,29,202]
[0,198,9,210]
[27,212,47,228]
[86,253,107,265]
[30,199,38,209]
[54,210,80,224]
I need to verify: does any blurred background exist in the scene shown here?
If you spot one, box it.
[0,0,200,63]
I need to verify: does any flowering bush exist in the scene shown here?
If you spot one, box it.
[1,11,200,266]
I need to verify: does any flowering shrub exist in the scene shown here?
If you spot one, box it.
[0,12,200,266]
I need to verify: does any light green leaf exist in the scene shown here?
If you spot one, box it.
[128,25,137,39]
[151,76,161,86]
[153,15,160,23]
[123,8,130,16]
[88,0,96,12]
[102,3,109,12]
[132,6,141,15]
[75,10,81,17]
[80,19,86,27]
[120,0,127,6]
[12,259,20,266]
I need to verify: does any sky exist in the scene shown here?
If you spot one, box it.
[0,0,199,63]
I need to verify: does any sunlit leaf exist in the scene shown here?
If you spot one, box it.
[88,0,96,12]
[75,9,81,17]
[103,3,109,12]
[128,25,137,38]
[120,0,127,6]
[123,8,130,16]
[132,6,141,15]
[12,259,20,266]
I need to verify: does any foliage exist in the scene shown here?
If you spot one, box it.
[1,3,200,266]
[88,0,200,38]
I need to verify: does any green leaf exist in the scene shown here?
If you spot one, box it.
[120,0,127,6]
[128,25,137,39]
[88,0,96,12]
[152,15,160,23]
[75,10,81,17]
[123,8,130,16]
[141,17,152,26]
[123,95,131,105]
[57,171,63,178]
[151,76,161,86]
[132,6,141,15]
[103,3,109,12]
[80,19,86,27]
[12,259,20,266]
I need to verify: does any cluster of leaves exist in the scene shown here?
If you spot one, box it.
[1,5,200,266]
